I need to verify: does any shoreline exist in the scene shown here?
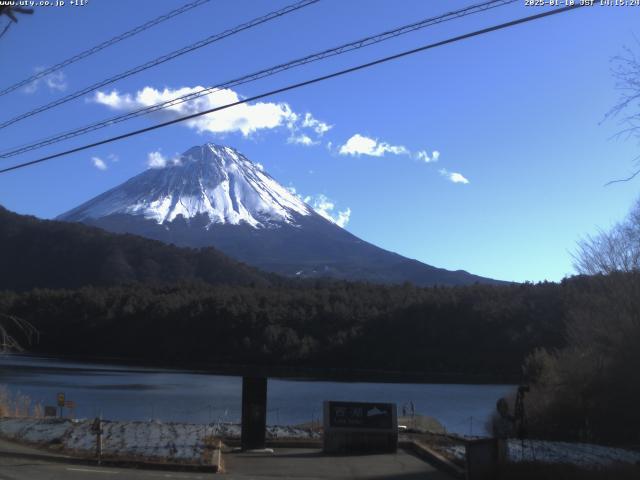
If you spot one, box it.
[4,352,519,386]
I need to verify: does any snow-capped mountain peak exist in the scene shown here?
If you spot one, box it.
[59,144,312,228]
[57,143,501,286]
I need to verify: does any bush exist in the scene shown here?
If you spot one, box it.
[0,385,41,418]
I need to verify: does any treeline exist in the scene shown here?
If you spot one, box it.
[0,206,274,291]
[1,278,570,379]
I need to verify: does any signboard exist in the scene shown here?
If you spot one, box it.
[323,401,398,454]
[65,400,75,409]
[56,392,65,407]
[328,401,394,430]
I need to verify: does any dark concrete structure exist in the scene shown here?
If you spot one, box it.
[465,438,506,480]
[240,376,268,451]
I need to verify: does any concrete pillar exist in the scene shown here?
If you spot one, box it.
[241,376,267,450]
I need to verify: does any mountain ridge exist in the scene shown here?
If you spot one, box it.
[58,144,504,287]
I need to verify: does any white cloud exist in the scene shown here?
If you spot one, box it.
[94,86,298,137]
[439,168,469,184]
[93,90,134,109]
[301,113,332,136]
[45,71,67,91]
[450,172,469,184]
[338,134,409,157]
[416,150,440,163]
[146,150,181,169]
[334,208,352,228]
[303,193,351,228]
[286,188,351,228]
[287,134,317,146]
[285,113,331,147]
[23,68,67,94]
[91,157,107,171]
[147,151,167,169]
[94,86,331,148]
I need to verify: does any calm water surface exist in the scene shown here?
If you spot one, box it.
[0,355,512,436]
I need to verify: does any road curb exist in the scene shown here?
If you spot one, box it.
[222,438,322,449]
[400,440,465,479]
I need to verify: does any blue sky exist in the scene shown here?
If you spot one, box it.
[0,0,639,282]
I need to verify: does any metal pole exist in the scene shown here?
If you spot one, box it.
[92,417,103,465]
[97,426,102,465]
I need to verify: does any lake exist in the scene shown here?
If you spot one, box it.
[0,355,512,436]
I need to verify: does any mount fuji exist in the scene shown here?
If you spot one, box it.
[58,144,498,286]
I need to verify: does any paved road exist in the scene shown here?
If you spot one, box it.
[0,452,452,480]
[0,456,210,480]
[0,439,212,480]
[222,448,453,480]
[0,440,454,480]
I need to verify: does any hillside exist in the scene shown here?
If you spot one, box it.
[0,206,273,291]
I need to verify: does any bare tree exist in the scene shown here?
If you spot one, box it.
[605,44,640,184]
[573,198,640,274]
[0,314,38,354]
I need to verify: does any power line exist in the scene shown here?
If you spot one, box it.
[0,4,586,176]
[0,0,212,97]
[0,0,517,159]
[0,20,10,40]
[0,0,319,130]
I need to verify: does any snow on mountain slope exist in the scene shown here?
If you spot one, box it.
[59,144,311,228]
[58,143,504,286]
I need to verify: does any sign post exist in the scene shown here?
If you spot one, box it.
[56,392,65,418]
[91,418,103,465]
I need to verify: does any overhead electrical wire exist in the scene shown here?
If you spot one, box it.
[0,0,320,130]
[0,0,517,159]
[0,0,213,97]
[0,3,586,176]
[0,21,11,40]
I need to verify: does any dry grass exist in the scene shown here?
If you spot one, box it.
[0,385,43,418]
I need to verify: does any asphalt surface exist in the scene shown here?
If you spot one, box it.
[221,448,453,480]
[0,439,454,480]
[0,457,210,480]
[0,439,212,480]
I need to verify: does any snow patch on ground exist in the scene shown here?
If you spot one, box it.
[441,439,640,467]
[0,417,319,464]
[0,418,71,444]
